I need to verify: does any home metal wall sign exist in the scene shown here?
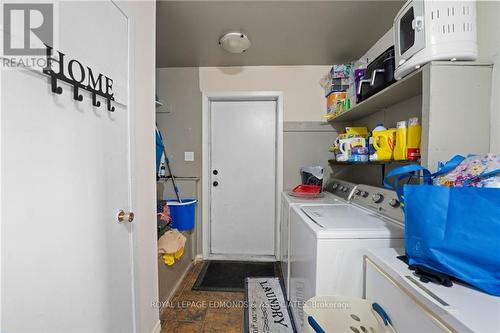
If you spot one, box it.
[42,44,115,112]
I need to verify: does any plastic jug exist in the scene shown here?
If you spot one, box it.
[407,117,421,161]
[339,137,366,162]
[369,124,386,161]
[372,129,396,161]
[337,138,351,162]
[394,120,408,160]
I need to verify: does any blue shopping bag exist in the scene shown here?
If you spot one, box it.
[385,156,500,296]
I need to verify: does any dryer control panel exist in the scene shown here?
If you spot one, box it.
[351,184,404,223]
[324,178,357,201]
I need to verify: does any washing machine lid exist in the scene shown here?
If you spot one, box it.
[301,205,403,234]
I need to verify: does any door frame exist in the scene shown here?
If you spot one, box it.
[202,91,283,261]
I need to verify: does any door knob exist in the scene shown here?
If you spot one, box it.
[213,181,219,187]
[117,210,135,223]
[213,170,218,175]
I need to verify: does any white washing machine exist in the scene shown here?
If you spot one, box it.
[289,184,405,332]
[280,179,357,300]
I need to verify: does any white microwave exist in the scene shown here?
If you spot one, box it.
[394,0,478,80]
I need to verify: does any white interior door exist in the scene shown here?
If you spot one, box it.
[210,100,277,257]
[1,2,134,332]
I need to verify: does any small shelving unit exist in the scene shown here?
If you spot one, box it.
[326,62,492,171]
[328,159,417,165]
[328,159,420,183]
[327,69,423,123]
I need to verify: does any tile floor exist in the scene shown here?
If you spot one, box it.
[160,262,245,333]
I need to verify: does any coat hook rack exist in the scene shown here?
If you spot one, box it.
[42,44,116,112]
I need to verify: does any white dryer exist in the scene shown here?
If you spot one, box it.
[280,179,357,300]
[289,184,405,332]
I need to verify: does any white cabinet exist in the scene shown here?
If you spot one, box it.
[365,257,454,333]
[364,249,500,333]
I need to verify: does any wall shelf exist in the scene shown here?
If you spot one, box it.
[328,160,418,166]
[328,159,420,184]
[327,68,423,123]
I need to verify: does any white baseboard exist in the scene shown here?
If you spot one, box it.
[151,320,161,333]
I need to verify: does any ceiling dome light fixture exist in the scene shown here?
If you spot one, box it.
[219,32,251,54]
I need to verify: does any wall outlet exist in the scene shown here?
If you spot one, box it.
[184,151,194,162]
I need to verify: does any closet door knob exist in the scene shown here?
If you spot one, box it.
[213,170,218,175]
[117,210,135,223]
[213,181,219,187]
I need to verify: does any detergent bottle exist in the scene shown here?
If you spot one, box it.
[369,124,386,161]
[407,117,421,161]
[394,120,408,160]
[372,129,396,161]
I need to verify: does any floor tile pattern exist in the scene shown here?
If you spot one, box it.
[160,262,245,333]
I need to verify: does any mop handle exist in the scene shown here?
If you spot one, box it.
[163,150,182,203]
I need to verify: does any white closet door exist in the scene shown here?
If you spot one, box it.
[1,1,135,331]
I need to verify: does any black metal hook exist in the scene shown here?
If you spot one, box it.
[92,93,101,107]
[107,98,115,112]
[73,85,83,101]
[50,74,62,94]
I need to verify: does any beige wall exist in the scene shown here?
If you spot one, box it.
[155,68,201,306]
[199,66,331,121]
[283,123,336,190]
[156,68,202,178]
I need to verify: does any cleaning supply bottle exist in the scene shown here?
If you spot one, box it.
[159,161,166,178]
[369,124,386,161]
[407,117,421,161]
[372,129,396,161]
[394,120,408,160]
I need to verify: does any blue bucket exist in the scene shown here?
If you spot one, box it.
[167,199,197,231]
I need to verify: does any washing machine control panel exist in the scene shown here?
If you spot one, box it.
[351,184,403,223]
[324,178,357,201]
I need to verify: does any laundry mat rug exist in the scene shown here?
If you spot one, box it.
[244,277,296,333]
[192,261,280,292]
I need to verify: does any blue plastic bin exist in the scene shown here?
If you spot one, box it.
[167,199,197,231]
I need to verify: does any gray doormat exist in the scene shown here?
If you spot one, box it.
[244,277,296,333]
[192,261,280,292]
